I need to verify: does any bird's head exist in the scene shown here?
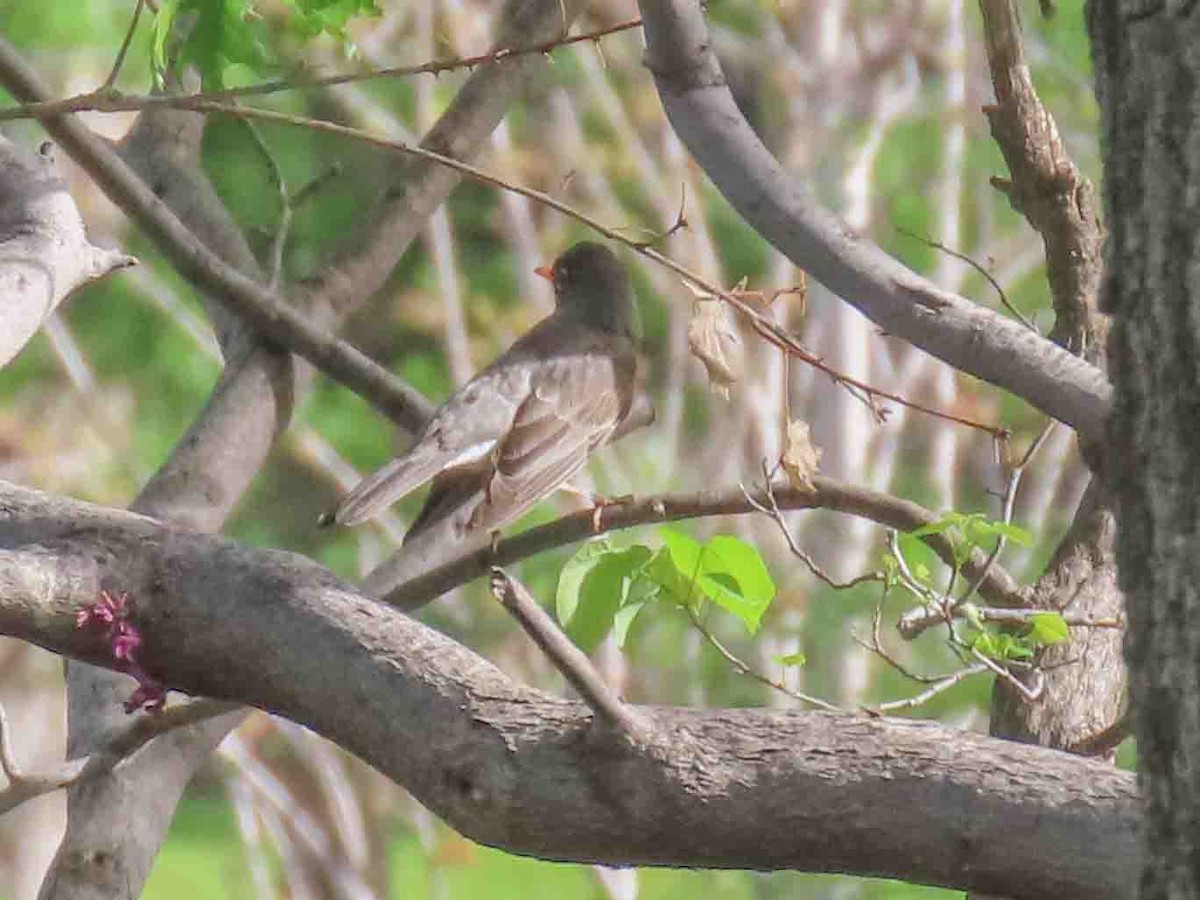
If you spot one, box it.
[535,242,638,339]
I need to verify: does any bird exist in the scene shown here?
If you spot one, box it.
[323,241,641,556]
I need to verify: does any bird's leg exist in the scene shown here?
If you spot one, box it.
[489,529,502,559]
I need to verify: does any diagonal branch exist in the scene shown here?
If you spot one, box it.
[0,37,435,435]
[636,0,1112,443]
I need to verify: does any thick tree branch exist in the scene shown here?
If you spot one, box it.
[0,481,1138,900]
[978,0,1106,363]
[0,136,134,369]
[636,0,1112,443]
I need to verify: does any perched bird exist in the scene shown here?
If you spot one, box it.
[324,241,641,554]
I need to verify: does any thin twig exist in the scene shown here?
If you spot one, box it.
[971,647,1045,701]
[868,664,989,714]
[100,0,146,91]
[740,479,882,591]
[897,225,1038,332]
[685,608,840,711]
[0,19,645,122]
[0,698,237,815]
[489,568,646,736]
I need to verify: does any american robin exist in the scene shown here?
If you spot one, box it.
[324,241,641,546]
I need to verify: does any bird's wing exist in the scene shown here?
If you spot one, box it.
[466,353,626,533]
[330,366,530,527]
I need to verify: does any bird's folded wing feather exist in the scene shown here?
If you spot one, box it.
[468,355,624,533]
[332,367,531,526]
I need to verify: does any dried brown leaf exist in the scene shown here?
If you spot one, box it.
[782,419,822,492]
[686,288,742,399]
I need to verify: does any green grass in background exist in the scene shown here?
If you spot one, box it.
[146,795,961,900]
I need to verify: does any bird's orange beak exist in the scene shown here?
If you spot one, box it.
[534,265,554,283]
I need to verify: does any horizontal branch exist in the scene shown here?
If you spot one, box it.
[384,476,1024,610]
[637,0,1112,443]
[0,20,644,122]
[0,480,1135,900]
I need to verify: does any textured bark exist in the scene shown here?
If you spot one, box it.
[1091,3,1200,898]
[970,8,1125,900]
[978,0,1107,363]
[988,482,1124,752]
[0,482,1140,900]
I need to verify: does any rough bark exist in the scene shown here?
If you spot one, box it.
[1090,3,1200,897]
[0,481,1140,900]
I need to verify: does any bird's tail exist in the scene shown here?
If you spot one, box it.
[326,453,442,527]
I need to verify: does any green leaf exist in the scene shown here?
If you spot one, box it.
[774,652,807,667]
[1028,611,1070,646]
[697,575,770,634]
[703,535,775,603]
[910,518,958,537]
[151,0,181,74]
[660,528,705,581]
[987,522,1033,547]
[555,540,612,626]
[556,544,651,653]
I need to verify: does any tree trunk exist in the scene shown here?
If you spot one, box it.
[1091,3,1200,897]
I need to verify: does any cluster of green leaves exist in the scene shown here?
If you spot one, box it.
[151,0,380,89]
[555,528,776,653]
[885,512,1069,661]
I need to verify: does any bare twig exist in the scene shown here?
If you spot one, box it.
[489,568,646,736]
[684,607,840,711]
[101,0,146,91]
[971,647,1045,701]
[740,478,883,591]
[0,698,236,815]
[0,19,645,122]
[868,664,989,714]
[897,225,1038,332]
